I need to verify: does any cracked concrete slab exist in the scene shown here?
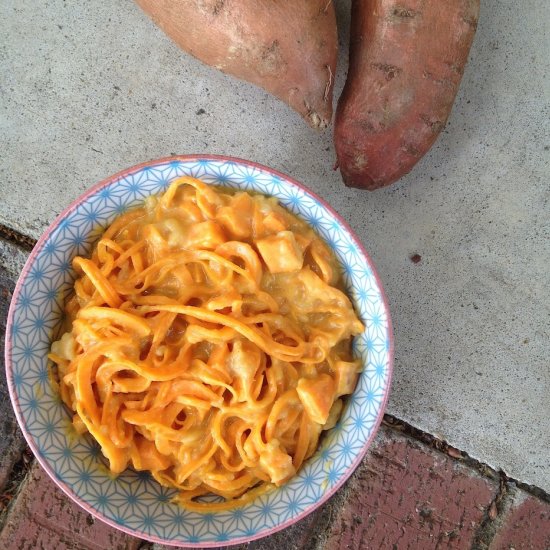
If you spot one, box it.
[1,0,549,490]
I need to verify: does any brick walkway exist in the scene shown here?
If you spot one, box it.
[1,237,549,550]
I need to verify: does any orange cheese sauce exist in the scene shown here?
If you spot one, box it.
[49,176,363,511]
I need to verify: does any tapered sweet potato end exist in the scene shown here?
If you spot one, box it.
[336,152,400,191]
[293,81,335,130]
[134,0,338,130]
[340,170,389,191]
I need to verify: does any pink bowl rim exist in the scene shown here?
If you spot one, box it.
[5,154,394,547]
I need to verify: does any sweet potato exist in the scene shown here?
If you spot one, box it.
[334,0,480,189]
[135,0,338,129]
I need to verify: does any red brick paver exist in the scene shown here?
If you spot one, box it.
[325,428,499,549]
[0,462,142,550]
[246,508,323,550]
[490,493,550,550]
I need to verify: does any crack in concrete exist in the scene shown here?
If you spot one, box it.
[0,223,36,252]
[383,414,550,505]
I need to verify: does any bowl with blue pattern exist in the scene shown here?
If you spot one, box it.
[5,155,393,547]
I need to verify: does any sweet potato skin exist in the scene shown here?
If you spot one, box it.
[135,0,338,129]
[335,0,480,189]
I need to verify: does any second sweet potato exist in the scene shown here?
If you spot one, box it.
[335,0,480,189]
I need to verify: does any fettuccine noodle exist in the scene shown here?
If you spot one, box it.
[50,176,364,510]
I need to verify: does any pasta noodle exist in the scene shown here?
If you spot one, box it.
[49,176,364,510]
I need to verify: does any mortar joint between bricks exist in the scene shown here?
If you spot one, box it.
[470,473,519,550]
[0,450,34,533]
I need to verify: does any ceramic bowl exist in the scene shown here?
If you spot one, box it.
[5,155,393,547]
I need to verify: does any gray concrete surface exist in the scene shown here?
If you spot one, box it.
[1,0,549,490]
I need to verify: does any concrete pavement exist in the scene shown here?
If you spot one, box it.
[1,0,548,504]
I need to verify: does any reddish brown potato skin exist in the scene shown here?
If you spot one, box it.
[335,0,480,189]
[135,0,338,129]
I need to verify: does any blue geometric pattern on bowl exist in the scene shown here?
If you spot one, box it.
[6,156,393,547]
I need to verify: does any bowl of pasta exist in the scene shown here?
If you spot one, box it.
[5,155,393,547]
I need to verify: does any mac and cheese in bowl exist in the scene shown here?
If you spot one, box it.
[6,156,392,546]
